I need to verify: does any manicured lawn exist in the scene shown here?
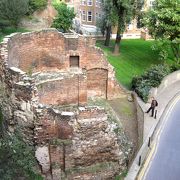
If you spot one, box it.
[96,39,162,89]
[0,33,3,42]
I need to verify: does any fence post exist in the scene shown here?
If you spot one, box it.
[155,110,157,119]
[148,137,151,147]
[138,156,141,166]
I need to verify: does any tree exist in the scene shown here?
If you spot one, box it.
[52,2,75,33]
[97,0,118,46]
[112,0,144,54]
[143,0,180,63]
[0,0,29,28]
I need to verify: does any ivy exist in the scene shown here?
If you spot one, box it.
[0,131,43,180]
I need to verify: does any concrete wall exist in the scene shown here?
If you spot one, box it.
[133,93,145,147]
[150,70,180,98]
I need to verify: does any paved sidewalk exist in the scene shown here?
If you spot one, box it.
[143,81,180,141]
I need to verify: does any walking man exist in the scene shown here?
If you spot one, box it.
[146,97,158,117]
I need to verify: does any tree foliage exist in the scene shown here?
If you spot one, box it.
[0,0,29,28]
[29,0,48,14]
[143,0,180,63]
[112,0,144,54]
[52,2,75,32]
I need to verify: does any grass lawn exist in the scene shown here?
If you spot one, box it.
[96,39,163,89]
[0,27,29,43]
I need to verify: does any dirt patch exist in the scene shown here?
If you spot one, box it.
[108,96,138,152]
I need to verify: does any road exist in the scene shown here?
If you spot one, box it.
[143,99,180,180]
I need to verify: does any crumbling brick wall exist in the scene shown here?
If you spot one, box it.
[0,30,130,179]
[7,30,107,73]
[5,29,125,105]
[87,68,108,98]
[34,106,128,179]
[37,73,87,105]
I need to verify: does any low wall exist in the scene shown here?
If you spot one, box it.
[150,70,180,98]
[133,93,145,147]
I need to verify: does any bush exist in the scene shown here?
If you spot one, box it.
[170,63,180,72]
[132,64,171,101]
[29,0,48,14]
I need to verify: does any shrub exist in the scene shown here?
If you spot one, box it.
[0,131,43,180]
[132,64,171,101]
[170,63,180,72]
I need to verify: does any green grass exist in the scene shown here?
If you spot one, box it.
[96,39,162,89]
[115,170,128,180]
[0,27,30,42]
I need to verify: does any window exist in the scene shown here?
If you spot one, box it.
[70,56,79,67]
[87,0,93,6]
[128,23,133,30]
[81,0,86,5]
[87,11,92,22]
[149,0,154,7]
[82,10,86,21]
[96,0,98,6]
[96,12,98,20]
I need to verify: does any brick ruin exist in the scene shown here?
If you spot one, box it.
[0,29,131,179]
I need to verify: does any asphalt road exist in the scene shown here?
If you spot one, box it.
[144,99,180,180]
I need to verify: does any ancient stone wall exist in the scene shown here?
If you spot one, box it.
[0,40,37,143]
[0,30,130,179]
[34,106,128,179]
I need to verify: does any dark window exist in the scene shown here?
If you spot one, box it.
[70,56,79,67]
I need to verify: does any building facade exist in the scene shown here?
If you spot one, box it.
[66,0,155,38]
[78,0,103,26]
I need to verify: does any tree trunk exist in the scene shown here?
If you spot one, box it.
[113,23,121,55]
[104,25,111,46]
